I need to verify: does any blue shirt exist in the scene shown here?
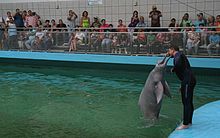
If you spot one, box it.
[14,14,24,27]
[209,34,220,44]
[8,23,17,36]
[194,19,207,31]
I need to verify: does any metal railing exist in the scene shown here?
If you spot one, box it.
[0,26,220,57]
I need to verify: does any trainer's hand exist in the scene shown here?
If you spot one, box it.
[166,52,170,57]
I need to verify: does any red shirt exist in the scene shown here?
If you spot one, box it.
[215,22,220,32]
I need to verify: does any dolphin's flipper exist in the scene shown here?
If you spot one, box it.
[161,80,171,98]
[154,81,164,104]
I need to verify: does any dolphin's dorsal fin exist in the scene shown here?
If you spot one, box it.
[154,81,164,104]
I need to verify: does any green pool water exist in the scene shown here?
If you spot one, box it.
[0,64,219,138]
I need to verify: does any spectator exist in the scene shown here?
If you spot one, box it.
[197,23,207,54]
[149,5,162,27]
[168,18,181,49]
[56,19,67,46]
[168,18,179,31]
[42,32,53,51]
[0,22,5,49]
[67,10,78,33]
[44,20,51,31]
[26,10,37,27]
[69,27,85,52]
[207,15,215,31]
[186,25,200,55]
[100,18,109,32]
[100,20,112,52]
[89,27,99,51]
[117,19,127,32]
[136,16,147,28]
[36,20,43,28]
[5,11,14,22]
[147,31,156,54]
[34,27,45,49]
[6,16,18,49]
[50,19,57,46]
[207,31,220,56]
[51,19,56,31]
[22,10,27,26]
[24,28,36,50]
[135,29,147,53]
[194,13,207,31]
[13,9,24,31]
[180,13,192,31]
[117,19,127,46]
[56,19,67,31]
[128,10,139,28]
[109,24,116,32]
[80,11,90,29]
[91,17,101,28]
[215,15,220,32]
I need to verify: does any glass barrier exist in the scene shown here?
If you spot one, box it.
[0,26,220,57]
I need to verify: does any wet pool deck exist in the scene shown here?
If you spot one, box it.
[0,51,220,69]
[169,100,220,138]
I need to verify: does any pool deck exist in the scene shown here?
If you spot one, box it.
[0,51,220,69]
[169,100,220,138]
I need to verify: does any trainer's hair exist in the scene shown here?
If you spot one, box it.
[169,45,179,51]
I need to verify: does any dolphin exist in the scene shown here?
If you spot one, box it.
[138,56,171,120]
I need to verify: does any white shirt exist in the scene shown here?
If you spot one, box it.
[75,32,85,40]
[35,31,45,39]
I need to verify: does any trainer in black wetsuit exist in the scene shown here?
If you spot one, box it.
[167,45,196,129]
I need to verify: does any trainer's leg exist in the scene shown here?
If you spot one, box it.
[181,84,193,125]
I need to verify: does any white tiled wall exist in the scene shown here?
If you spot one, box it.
[0,0,220,27]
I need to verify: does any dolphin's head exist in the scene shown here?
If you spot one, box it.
[154,56,171,71]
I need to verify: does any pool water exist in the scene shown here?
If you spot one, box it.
[0,64,219,138]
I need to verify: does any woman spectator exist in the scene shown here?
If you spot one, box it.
[128,10,139,28]
[36,20,43,28]
[26,10,37,27]
[207,16,215,27]
[22,10,27,27]
[180,13,192,31]
[100,18,109,32]
[80,11,90,29]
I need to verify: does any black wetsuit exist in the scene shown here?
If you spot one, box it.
[173,52,196,125]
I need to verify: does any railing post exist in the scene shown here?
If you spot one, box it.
[182,31,187,54]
